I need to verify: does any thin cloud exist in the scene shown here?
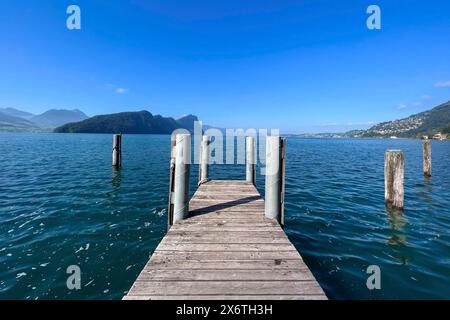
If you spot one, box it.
[115,88,129,94]
[435,80,450,88]
[104,84,129,94]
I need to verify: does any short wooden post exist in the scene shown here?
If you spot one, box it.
[384,150,404,210]
[198,135,210,185]
[112,134,122,168]
[246,136,256,185]
[265,136,286,225]
[173,134,191,224]
[423,139,431,177]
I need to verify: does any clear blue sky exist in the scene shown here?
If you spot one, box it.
[1,0,449,133]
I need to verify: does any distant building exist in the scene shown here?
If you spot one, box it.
[433,133,447,140]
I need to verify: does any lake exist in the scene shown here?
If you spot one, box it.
[0,133,449,299]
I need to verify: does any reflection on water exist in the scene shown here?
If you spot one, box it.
[385,207,414,266]
[111,169,122,190]
[418,176,434,206]
[386,207,407,247]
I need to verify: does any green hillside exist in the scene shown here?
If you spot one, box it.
[350,100,450,138]
[54,111,198,134]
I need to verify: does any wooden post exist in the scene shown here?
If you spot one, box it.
[198,135,210,185]
[246,136,256,185]
[265,136,286,225]
[384,150,404,210]
[173,134,191,224]
[423,139,431,177]
[112,134,122,168]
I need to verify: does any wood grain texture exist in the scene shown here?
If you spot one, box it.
[124,180,327,300]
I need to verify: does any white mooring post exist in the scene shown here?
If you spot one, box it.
[423,139,431,177]
[246,136,256,185]
[384,150,404,210]
[172,134,191,224]
[112,134,122,168]
[167,135,177,229]
[198,135,210,185]
[265,136,286,226]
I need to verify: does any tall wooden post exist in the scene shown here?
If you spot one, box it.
[265,136,286,226]
[246,136,256,185]
[384,150,404,210]
[173,134,191,224]
[423,139,431,177]
[112,134,122,168]
[198,135,210,185]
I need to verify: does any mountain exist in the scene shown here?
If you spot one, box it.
[0,107,34,120]
[0,111,44,132]
[176,114,199,132]
[347,100,450,138]
[54,111,199,134]
[30,109,88,128]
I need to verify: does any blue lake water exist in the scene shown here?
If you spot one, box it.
[0,133,449,299]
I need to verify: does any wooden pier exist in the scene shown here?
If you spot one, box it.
[125,180,326,300]
[124,134,327,300]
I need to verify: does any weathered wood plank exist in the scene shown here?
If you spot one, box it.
[127,280,325,296]
[124,295,327,300]
[189,211,264,218]
[156,243,298,252]
[161,236,291,244]
[145,259,308,270]
[137,269,315,281]
[169,224,282,231]
[169,220,278,227]
[165,231,289,241]
[149,250,304,261]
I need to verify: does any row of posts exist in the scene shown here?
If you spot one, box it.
[167,134,286,228]
[384,139,432,210]
[112,133,433,216]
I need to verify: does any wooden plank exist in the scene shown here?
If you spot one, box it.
[170,220,278,227]
[205,180,255,185]
[194,190,260,195]
[165,231,289,240]
[145,259,309,270]
[190,208,265,214]
[161,226,283,232]
[189,199,264,205]
[156,243,298,252]
[149,250,304,261]
[127,280,325,296]
[124,295,327,300]
[189,211,264,218]
[161,236,291,244]
[193,194,262,200]
[137,269,315,281]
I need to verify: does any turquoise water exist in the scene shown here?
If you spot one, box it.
[1,133,449,299]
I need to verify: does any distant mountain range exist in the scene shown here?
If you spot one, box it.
[5,100,450,138]
[0,111,43,132]
[54,111,199,134]
[0,108,88,132]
